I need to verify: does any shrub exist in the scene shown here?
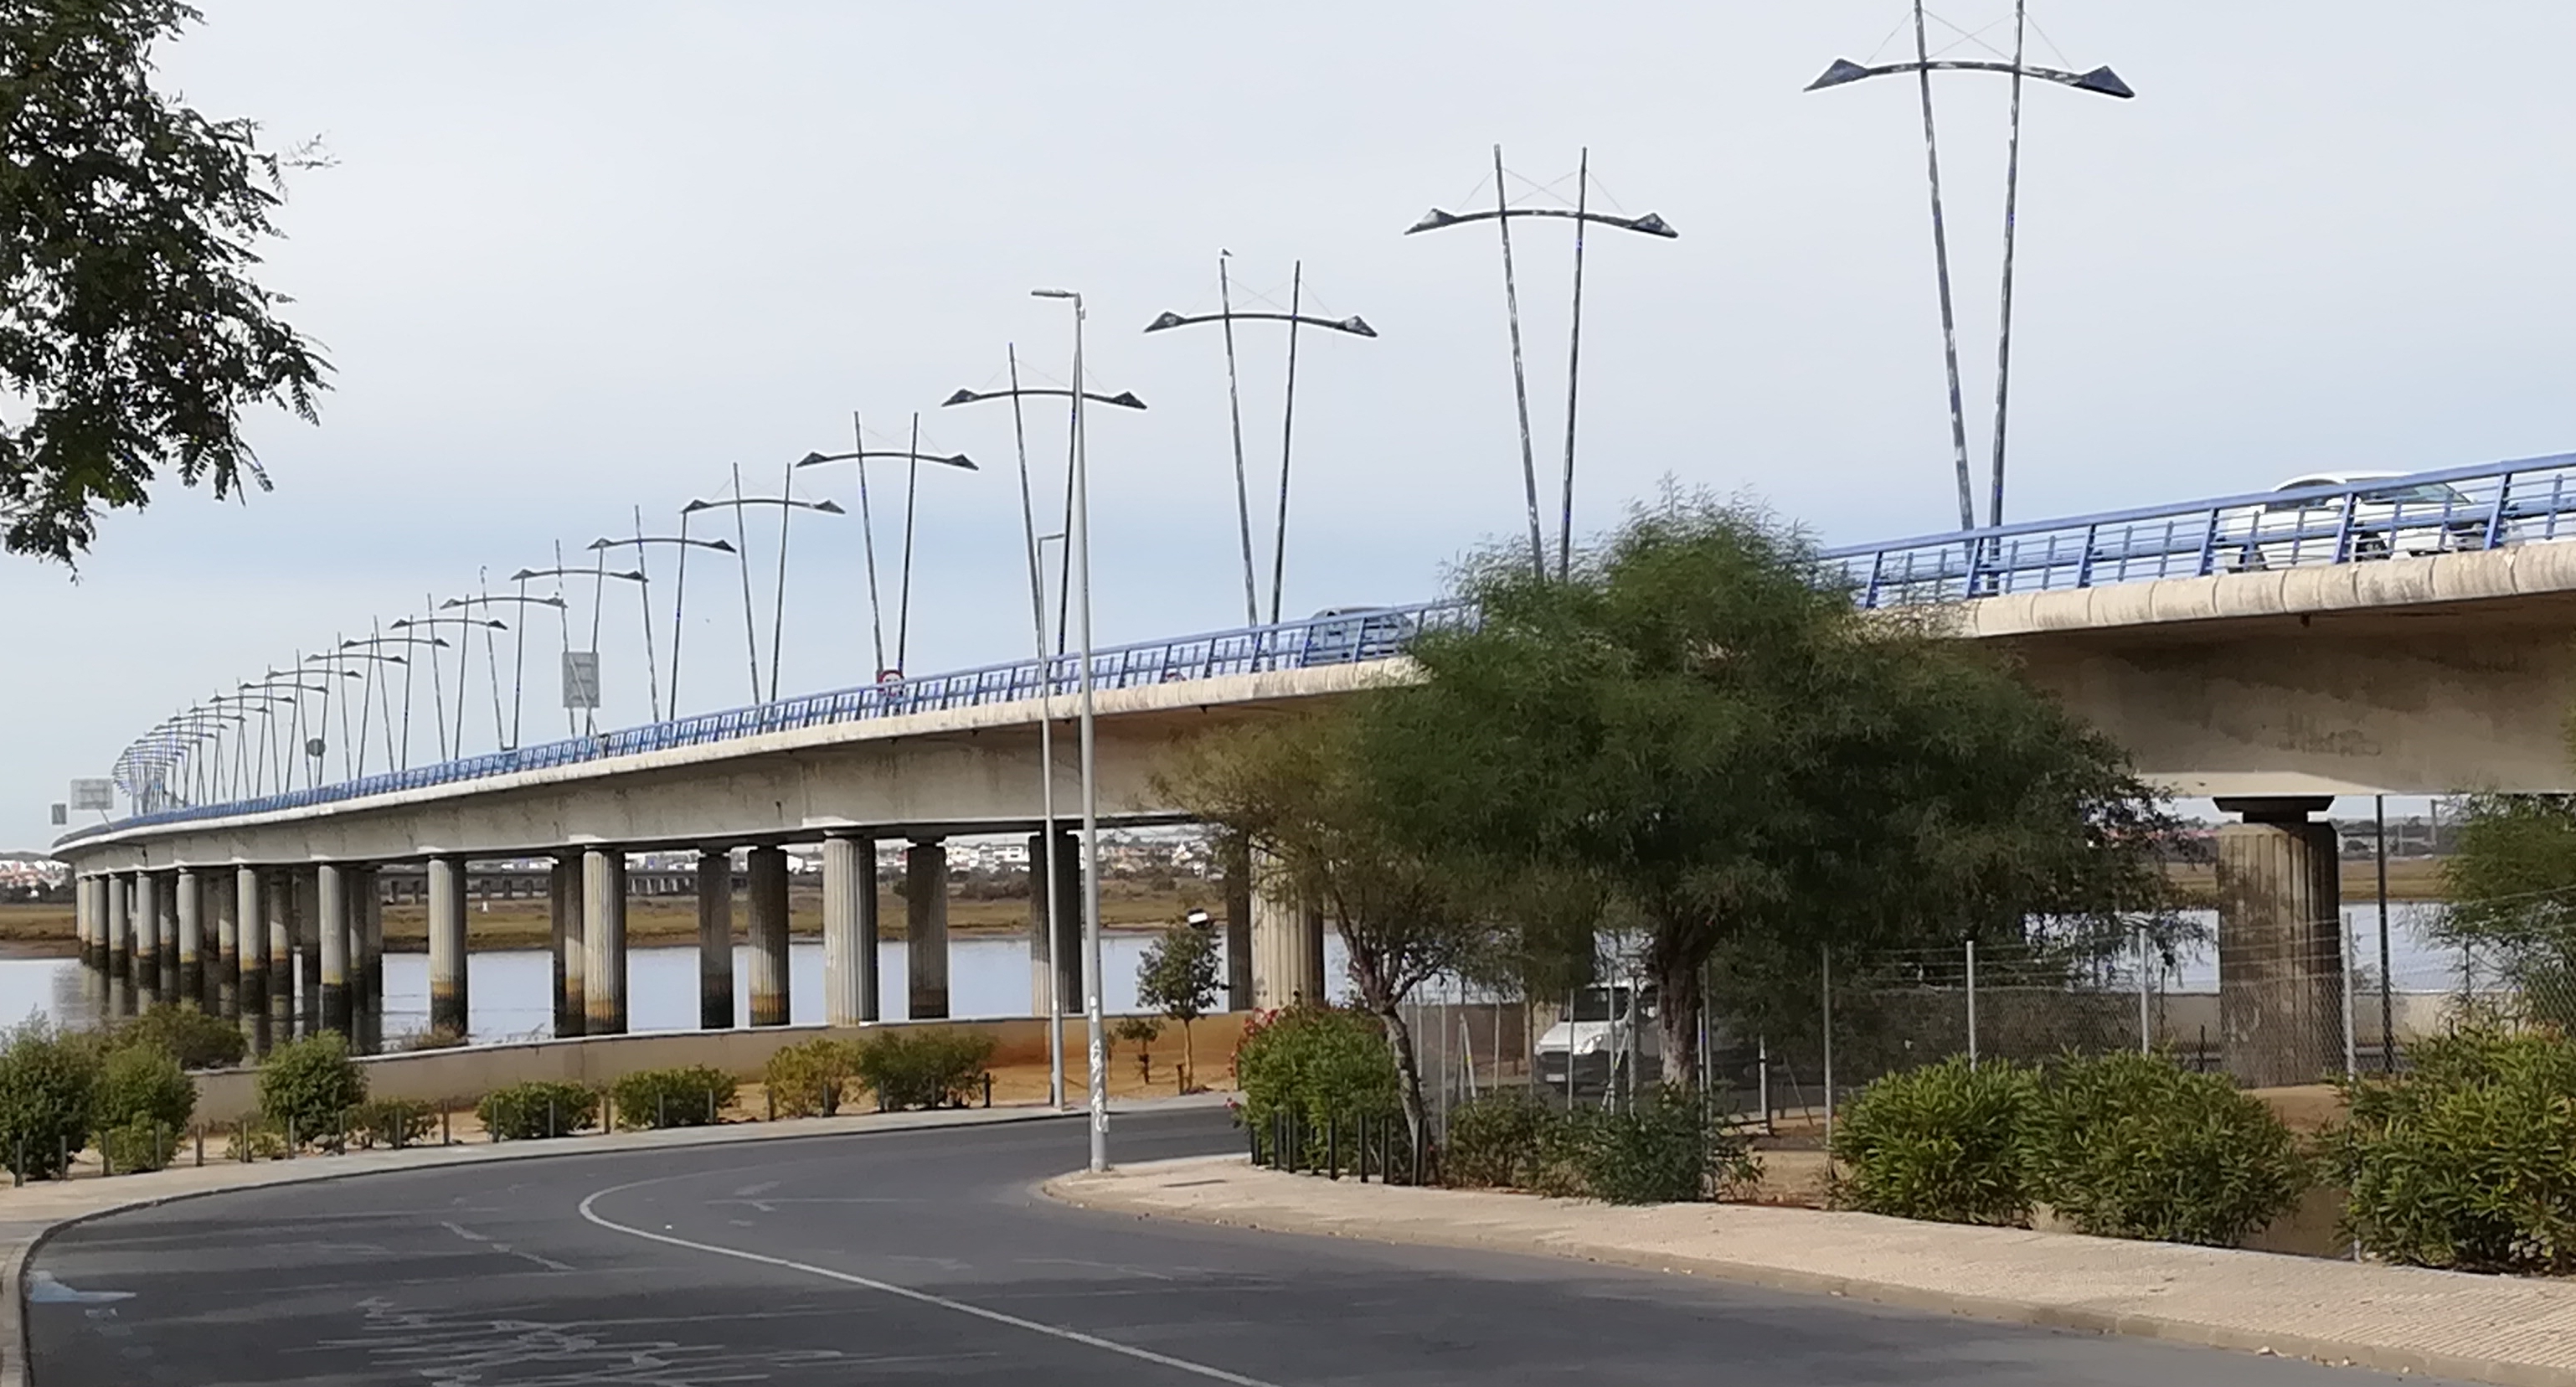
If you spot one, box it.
[258,1034,365,1146]
[854,1029,996,1111]
[395,1026,469,1053]
[1532,1091,1759,1204]
[1444,1090,1550,1188]
[1113,1016,1163,1086]
[477,1081,600,1140]
[610,1066,734,1130]
[1831,1055,2035,1225]
[95,1044,195,1132]
[0,1021,97,1179]
[109,1003,247,1070]
[1232,1005,1398,1135]
[765,1039,858,1119]
[345,1097,438,1149]
[2326,1028,2576,1274]
[98,1118,175,1175]
[2026,1051,2307,1246]
[223,1116,287,1163]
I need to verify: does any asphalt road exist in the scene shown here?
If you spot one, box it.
[27,1108,2460,1386]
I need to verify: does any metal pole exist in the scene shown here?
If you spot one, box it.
[897,413,921,671]
[634,506,661,722]
[1491,144,1546,577]
[1910,0,1977,532]
[670,508,693,715]
[731,465,760,704]
[1008,347,1069,1112]
[768,461,792,703]
[1266,262,1304,627]
[2137,922,2152,1054]
[1557,147,1589,580]
[1216,257,1260,626]
[2377,795,2394,1070]
[553,545,577,737]
[1821,946,1836,1148]
[1986,0,2027,529]
[2342,910,2358,1080]
[424,593,449,761]
[1965,936,1977,1066]
[587,536,610,734]
[510,573,530,748]
[1065,291,1110,1173]
[478,574,506,751]
[853,411,889,678]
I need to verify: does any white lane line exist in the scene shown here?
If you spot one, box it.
[510,1248,579,1272]
[439,1221,492,1244]
[577,1180,1280,1387]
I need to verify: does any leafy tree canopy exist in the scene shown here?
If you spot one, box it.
[1,0,327,562]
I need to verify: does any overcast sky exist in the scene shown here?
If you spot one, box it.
[8,1,2565,848]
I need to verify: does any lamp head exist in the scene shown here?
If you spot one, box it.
[1806,57,1873,90]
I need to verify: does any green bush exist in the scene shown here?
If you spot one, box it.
[609,1066,734,1130]
[345,1098,438,1149]
[1444,1090,1550,1188]
[765,1039,858,1118]
[854,1029,996,1111]
[477,1081,600,1140]
[223,1116,287,1163]
[98,1118,175,1175]
[1831,1055,2036,1225]
[1232,1005,1399,1136]
[2026,1051,2307,1246]
[258,1034,365,1146]
[0,1021,97,1179]
[109,1003,247,1070]
[1533,1091,1759,1204]
[2326,1028,2576,1274]
[95,1044,195,1132]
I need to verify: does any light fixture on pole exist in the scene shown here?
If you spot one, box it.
[343,632,450,771]
[1407,147,1677,578]
[1145,261,1376,625]
[440,591,568,753]
[680,482,846,705]
[306,647,407,781]
[1808,2,2131,530]
[793,428,978,681]
[510,563,645,735]
[390,612,505,764]
[587,526,735,721]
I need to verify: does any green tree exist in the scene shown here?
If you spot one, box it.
[1136,920,1221,1091]
[1360,493,2178,1087]
[0,0,327,562]
[1162,712,1490,1153]
[2434,793,2576,1024]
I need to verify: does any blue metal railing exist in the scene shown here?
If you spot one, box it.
[80,451,2576,843]
[1820,451,2576,608]
[68,601,1471,843]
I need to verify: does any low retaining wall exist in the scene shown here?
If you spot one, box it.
[191,1010,1258,1121]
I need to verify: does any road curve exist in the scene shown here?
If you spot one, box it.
[28,1108,2445,1385]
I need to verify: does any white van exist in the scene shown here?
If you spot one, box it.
[1533,983,1662,1092]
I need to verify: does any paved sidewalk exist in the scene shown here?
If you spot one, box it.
[1048,1157,2576,1387]
[0,1093,1223,1387]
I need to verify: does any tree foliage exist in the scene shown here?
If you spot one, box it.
[1359,493,2180,1084]
[1137,920,1221,1091]
[0,0,327,561]
[2437,794,2576,1024]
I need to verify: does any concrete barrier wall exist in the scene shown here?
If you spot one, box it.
[190,1010,1260,1122]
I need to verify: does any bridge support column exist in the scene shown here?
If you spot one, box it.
[823,833,877,1025]
[697,849,734,1029]
[214,871,238,1016]
[134,870,162,1003]
[1249,853,1327,1009]
[747,845,790,1027]
[549,856,585,1038]
[1027,832,1080,1019]
[159,872,182,1001]
[428,856,468,1037]
[2215,796,2347,1088]
[72,877,92,973]
[352,866,382,1053]
[317,864,352,1035]
[176,868,204,1010]
[293,868,321,1032]
[907,839,949,1021]
[582,848,628,1035]
[234,867,264,1033]
[1221,837,1253,1011]
[265,869,295,1037]
[106,875,129,981]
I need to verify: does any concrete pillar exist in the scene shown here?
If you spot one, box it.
[2214,796,2347,1088]
[1026,832,1081,1018]
[353,866,383,1054]
[175,868,204,1008]
[1249,853,1327,1010]
[1221,836,1254,1012]
[823,833,877,1025]
[906,839,950,1021]
[159,872,182,1000]
[291,868,321,1031]
[697,849,734,1029]
[582,848,628,1035]
[316,863,352,1035]
[427,855,467,1037]
[134,871,162,1001]
[549,856,585,1038]
[71,877,92,972]
[234,865,264,1023]
[265,869,295,1036]
[746,845,790,1027]
[213,870,238,1015]
[105,875,129,979]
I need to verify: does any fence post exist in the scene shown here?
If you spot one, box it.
[286,1117,296,1159]
[1821,946,1835,1155]
[658,1092,668,1130]
[2341,912,2358,1080]
[1757,1035,1773,1136]
[1327,1112,1339,1180]
[194,1127,204,1168]
[1965,937,1978,1067]
[2137,924,2152,1054]
[11,1137,20,1188]
[442,1107,451,1146]
[57,1135,67,1180]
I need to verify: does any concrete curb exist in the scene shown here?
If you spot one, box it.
[1044,1158,2576,1387]
[2,1095,1221,1387]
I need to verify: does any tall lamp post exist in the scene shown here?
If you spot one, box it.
[586,528,735,722]
[341,632,451,771]
[510,562,646,735]
[389,613,507,763]
[1407,147,1677,578]
[441,591,569,751]
[680,479,846,705]
[1145,264,1376,625]
[792,431,979,681]
[1807,3,2132,529]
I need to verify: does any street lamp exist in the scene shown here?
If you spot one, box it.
[307,646,409,781]
[1807,2,2131,530]
[343,630,451,771]
[1407,146,1677,578]
[1032,284,1113,1174]
[511,559,647,737]
[1146,259,1377,625]
[391,611,506,763]
[681,474,847,705]
[253,664,358,792]
[795,422,980,680]
[442,590,569,753]
[587,519,736,721]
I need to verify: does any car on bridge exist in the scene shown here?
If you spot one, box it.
[2221,472,2496,570]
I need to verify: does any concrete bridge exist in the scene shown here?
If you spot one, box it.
[54,455,2576,1084]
